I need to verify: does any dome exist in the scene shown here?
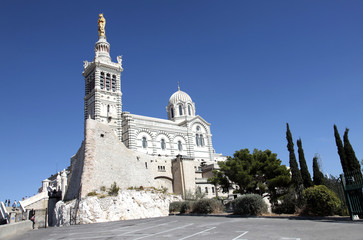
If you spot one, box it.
[168,89,193,105]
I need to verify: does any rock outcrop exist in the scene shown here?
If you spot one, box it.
[55,190,181,226]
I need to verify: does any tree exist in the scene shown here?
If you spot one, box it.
[207,170,229,198]
[313,156,325,185]
[334,125,348,174]
[214,148,291,204]
[343,128,361,173]
[286,123,303,192]
[296,138,313,188]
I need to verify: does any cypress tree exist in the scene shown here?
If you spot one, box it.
[286,123,303,191]
[297,138,313,188]
[313,156,325,185]
[334,125,348,174]
[343,128,361,173]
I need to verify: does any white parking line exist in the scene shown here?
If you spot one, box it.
[282,238,300,240]
[132,223,194,240]
[178,227,216,240]
[232,231,249,240]
[50,218,166,235]
[65,220,178,240]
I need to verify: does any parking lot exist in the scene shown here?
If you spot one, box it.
[9,215,363,240]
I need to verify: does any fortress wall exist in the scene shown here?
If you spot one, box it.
[79,119,156,198]
[64,142,85,201]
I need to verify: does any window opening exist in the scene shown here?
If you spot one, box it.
[195,134,199,146]
[142,137,147,148]
[100,72,105,89]
[158,166,166,172]
[179,105,183,116]
[161,139,166,150]
[112,75,116,92]
[205,187,208,193]
[107,105,110,113]
[212,187,215,193]
[106,73,111,90]
[200,134,204,146]
[188,105,191,115]
[178,141,182,151]
[170,108,174,118]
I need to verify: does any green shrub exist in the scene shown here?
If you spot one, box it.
[100,186,106,191]
[232,194,268,216]
[87,191,97,197]
[108,182,120,196]
[272,188,297,214]
[180,201,193,213]
[169,201,184,213]
[191,199,224,214]
[303,185,342,216]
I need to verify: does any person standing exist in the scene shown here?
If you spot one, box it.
[29,209,35,229]
[5,199,7,206]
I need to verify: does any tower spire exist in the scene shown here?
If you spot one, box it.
[177,81,180,91]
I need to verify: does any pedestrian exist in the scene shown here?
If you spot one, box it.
[12,200,16,209]
[29,209,35,229]
[17,201,20,209]
[8,199,10,207]
[5,199,7,206]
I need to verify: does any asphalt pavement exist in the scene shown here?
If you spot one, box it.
[8,215,363,240]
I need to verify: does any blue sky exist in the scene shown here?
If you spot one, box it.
[1,0,362,202]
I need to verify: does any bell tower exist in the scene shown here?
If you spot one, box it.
[82,14,123,141]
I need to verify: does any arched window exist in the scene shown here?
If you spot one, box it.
[170,107,174,118]
[188,105,191,115]
[107,105,110,113]
[179,105,183,116]
[195,134,199,146]
[200,134,204,146]
[142,137,147,148]
[196,126,200,131]
[161,139,166,150]
[178,141,182,151]
[100,72,105,89]
[106,73,111,90]
[111,75,116,92]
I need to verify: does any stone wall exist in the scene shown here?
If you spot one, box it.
[0,220,32,239]
[64,141,85,201]
[65,119,167,200]
[55,190,182,225]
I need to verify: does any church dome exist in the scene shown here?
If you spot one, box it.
[168,89,193,105]
[167,87,196,121]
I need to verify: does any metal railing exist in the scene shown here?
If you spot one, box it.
[340,170,363,220]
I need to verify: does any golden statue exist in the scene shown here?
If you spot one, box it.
[98,13,106,38]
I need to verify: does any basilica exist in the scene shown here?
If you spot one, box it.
[65,14,226,201]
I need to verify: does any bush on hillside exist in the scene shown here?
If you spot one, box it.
[302,185,342,216]
[232,194,268,216]
[108,182,120,196]
[169,201,193,213]
[191,199,224,214]
[180,201,193,213]
[169,201,184,213]
[272,188,297,214]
